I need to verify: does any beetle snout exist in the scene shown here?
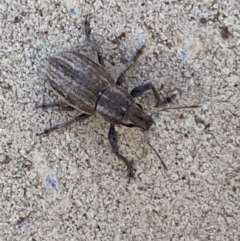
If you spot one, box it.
[123,103,154,130]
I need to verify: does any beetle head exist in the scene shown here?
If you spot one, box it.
[123,103,154,130]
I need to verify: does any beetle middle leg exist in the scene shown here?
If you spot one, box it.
[108,124,134,181]
[37,113,91,136]
[116,46,173,106]
[116,45,145,86]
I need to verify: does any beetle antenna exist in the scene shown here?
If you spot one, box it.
[159,105,201,112]
[143,132,168,171]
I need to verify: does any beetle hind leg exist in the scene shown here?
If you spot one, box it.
[37,113,91,136]
[36,102,75,111]
[84,15,105,67]
[108,124,135,181]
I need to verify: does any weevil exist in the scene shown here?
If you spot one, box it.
[38,20,170,180]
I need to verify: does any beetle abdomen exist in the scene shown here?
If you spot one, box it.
[46,52,115,113]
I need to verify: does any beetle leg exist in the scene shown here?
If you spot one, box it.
[96,49,105,67]
[37,113,91,136]
[116,45,145,86]
[131,84,177,107]
[84,15,105,67]
[130,82,170,107]
[84,14,91,39]
[36,102,75,111]
[108,124,134,181]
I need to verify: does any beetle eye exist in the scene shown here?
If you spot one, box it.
[136,103,142,109]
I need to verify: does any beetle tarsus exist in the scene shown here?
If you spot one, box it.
[37,126,58,136]
[116,153,135,178]
[37,114,91,136]
[36,103,75,111]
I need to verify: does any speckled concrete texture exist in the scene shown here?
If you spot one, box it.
[1,0,240,240]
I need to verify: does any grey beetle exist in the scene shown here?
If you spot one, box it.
[38,21,167,179]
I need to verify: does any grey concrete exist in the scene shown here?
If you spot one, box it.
[1,0,239,240]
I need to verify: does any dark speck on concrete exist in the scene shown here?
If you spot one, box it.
[178,49,188,60]
[70,7,77,15]
[46,175,57,189]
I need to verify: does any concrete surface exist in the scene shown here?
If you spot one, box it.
[1,0,240,240]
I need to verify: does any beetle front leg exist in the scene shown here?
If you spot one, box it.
[37,113,91,136]
[130,82,161,107]
[108,124,134,180]
[130,82,173,107]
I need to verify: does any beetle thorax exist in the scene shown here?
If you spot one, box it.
[96,85,153,130]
